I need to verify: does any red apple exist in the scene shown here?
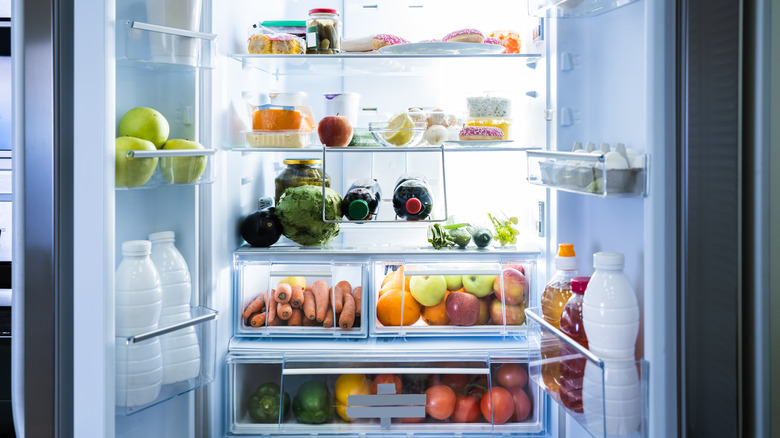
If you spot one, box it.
[317,116,353,147]
[493,268,528,306]
[504,264,525,275]
[475,296,492,325]
[490,299,526,325]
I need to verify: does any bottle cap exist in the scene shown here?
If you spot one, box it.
[594,252,625,269]
[555,243,578,270]
[149,231,175,243]
[257,196,274,210]
[122,240,151,255]
[348,199,370,220]
[571,277,590,294]
[406,198,422,214]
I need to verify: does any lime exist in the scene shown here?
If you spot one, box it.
[383,112,415,146]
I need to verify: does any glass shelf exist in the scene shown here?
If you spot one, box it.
[525,308,648,438]
[230,53,542,77]
[120,20,216,69]
[115,148,216,190]
[230,145,541,153]
[235,242,542,258]
[116,306,218,415]
[526,150,648,198]
[528,0,640,18]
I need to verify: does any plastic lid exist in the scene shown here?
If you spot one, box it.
[594,252,625,269]
[149,231,175,243]
[284,159,321,165]
[309,8,339,15]
[348,199,370,220]
[261,20,306,27]
[122,240,151,255]
[571,277,590,294]
[406,198,422,214]
[555,243,578,270]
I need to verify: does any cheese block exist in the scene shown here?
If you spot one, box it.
[245,130,311,148]
[251,104,315,132]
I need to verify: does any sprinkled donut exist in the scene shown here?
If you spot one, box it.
[484,36,503,45]
[459,126,504,141]
[443,29,485,44]
[342,34,409,52]
[373,34,409,49]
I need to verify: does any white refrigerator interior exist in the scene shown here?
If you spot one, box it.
[66,0,674,437]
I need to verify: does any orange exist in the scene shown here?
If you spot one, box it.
[376,286,421,326]
[381,270,395,287]
[421,290,451,325]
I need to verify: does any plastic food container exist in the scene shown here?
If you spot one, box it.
[466,94,512,118]
[244,130,312,149]
[260,20,306,39]
[465,117,512,140]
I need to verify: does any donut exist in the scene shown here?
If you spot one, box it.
[373,33,409,49]
[484,36,503,45]
[342,34,409,52]
[418,38,441,43]
[458,126,504,141]
[443,29,485,43]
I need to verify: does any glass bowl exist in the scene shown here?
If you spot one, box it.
[368,121,427,147]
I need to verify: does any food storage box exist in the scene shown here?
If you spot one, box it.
[227,350,544,435]
[244,130,313,148]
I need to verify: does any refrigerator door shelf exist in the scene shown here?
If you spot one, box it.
[230,53,543,78]
[526,150,648,198]
[115,148,217,190]
[119,20,216,70]
[227,352,544,435]
[527,0,640,18]
[525,308,648,438]
[115,306,218,416]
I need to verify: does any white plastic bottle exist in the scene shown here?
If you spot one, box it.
[115,240,163,406]
[149,231,201,384]
[583,360,641,435]
[582,252,639,359]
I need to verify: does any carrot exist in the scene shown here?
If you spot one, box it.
[290,285,304,309]
[323,306,334,328]
[351,286,362,315]
[275,283,292,304]
[305,285,313,292]
[288,308,303,326]
[267,316,284,326]
[302,316,318,326]
[249,312,267,327]
[339,293,356,330]
[312,280,330,323]
[303,289,316,320]
[277,301,292,320]
[242,293,266,319]
[334,281,351,314]
[266,289,277,323]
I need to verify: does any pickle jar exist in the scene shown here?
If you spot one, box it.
[306,8,341,54]
[275,159,331,203]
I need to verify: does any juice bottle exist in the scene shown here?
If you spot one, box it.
[559,276,589,413]
[540,243,578,393]
[392,175,434,220]
[342,178,382,221]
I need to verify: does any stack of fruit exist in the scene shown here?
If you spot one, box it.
[375,265,528,328]
[115,107,207,187]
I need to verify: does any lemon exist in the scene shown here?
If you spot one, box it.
[383,112,415,146]
[278,276,306,289]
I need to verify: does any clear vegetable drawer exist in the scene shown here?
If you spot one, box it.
[370,257,537,337]
[227,349,544,436]
[233,253,367,338]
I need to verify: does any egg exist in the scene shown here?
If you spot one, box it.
[604,151,629,169]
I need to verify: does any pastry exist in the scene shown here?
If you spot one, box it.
[484,36,503,45]
[342,34,409,52]
[458,126,503,141]
[247,33,303,55]
[443,29,485,43]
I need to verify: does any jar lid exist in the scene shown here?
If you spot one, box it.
[571,277,590,294]
[309,8,339,15]
[283,159,322,165]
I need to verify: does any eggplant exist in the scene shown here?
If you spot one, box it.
[240,208,283,247]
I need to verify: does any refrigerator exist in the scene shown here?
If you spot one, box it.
[14,0,765,436]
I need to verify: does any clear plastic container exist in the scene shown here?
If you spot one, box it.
[244,130,313,148]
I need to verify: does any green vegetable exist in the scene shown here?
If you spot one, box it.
[427,223,456,249]
[275,185,343,246]
[488,212,520,246]
[469,226,493,248]
[292,380,333,424]
[248,382,291,423]
[450,228,472,248]
[348,128,379,147]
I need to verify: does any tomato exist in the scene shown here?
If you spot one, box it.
[509,386,532,422]
[495,363,528,389]
[480,387,514,425]
[451,394,482,423]
[425,385,456,420]
[441,374,469,393]
[371,374,402,395]
[399,416,426,424]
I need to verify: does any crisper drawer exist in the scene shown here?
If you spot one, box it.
[227,353,544,436]
[371,257,537,336]
[233,255,367,338]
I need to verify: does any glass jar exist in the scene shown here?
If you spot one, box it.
[274,159,331,204]
[306,9,341,54]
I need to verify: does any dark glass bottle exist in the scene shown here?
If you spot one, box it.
[342,179,382,221]
[392,175,434,220]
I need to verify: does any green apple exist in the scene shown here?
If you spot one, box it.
[409,275,447,306]
[159,139,207,184]
[444,275,463,291]
[115,136,158,187]
[461,274,498,298]
[118,107,170,148]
